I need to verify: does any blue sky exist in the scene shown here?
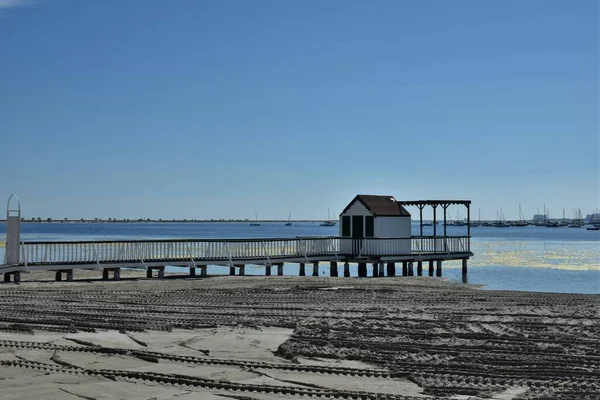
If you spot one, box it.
[0,0,598,220]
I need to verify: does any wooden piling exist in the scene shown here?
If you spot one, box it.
[277,263,284,276]
[158,267,164,279]
[408,262,414,276]
[371,263,378,277]
[378,262,385,277]
[358,263,367,277]
[13,272,20,283]
[200,266,207,277]
[402,261,408,276]
[265,265,272,276]
[102,269,109,280]
[4,273,10,282]
[436,260,442,277]
[330,262,338,277]
[299,263,306,276]
[146,268,152,278]
[387,262,395,277]
[344,262,350,277]
[189,267,196,277]
[417,261,423,276]
[462,258,468,275]
[55,271,62,281]
[429,260,434,277]
[230,266,236,276]
[114,269,120,281]
[66,270,73,282]
[312,262,319,277]
[239,265,245,276]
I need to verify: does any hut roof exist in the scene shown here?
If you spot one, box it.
[342,195,411,217]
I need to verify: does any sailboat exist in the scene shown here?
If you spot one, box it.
[513,203,528,226]
[320,209,337,226]
[450,210,466,226]
[249,211,260,226]
[492,209,510,227]
[285,212,292,226]
[470,209,482,227]
[568,208,583,228]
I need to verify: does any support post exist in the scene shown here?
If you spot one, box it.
[371,263,377,277]
[200,266,207,277]
[265,264,272,276]
[378,262,385,277]
[429,260,434,277]
[402,261,408,276]
[436,261,442,277]
[433,205,437,236]
[462,258,468,275]
[102,268,109,280]
[114,268,121,281]
[358,263,367,277]
[344,262,350,277]
[13,272,20,283]
[330,262,338,277]
[277,263,284,276]
[312,262,319,277]
[66,270,73,282]
[417,261,423,276]
[443,204,449,252]
[239,265,245,276]
[55,271,62,281]
[299,263,305,276]
[419,205,424,237]
[230,266,236,276]
[408,262,414,276]
[4,273,10,282]
[158,267,164,279]
[189,267,196,277]
[387,262,395,277]
[443,204,448,237]
[467,204,471,239]
[146,268,152,278]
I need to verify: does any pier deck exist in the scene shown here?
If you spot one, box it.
[1,236,471,277]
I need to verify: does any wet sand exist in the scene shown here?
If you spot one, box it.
[0,271,598,399]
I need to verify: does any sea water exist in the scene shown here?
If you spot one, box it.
[0,222,598,294]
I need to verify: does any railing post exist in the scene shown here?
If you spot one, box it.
[21,243,28,271]
[91,243,101,270]
[261,241,271,265]
[185,242,197,268]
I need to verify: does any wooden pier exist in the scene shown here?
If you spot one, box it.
[1,195,473,283]
[1,235,472,282]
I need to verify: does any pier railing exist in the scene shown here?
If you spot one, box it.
[17,236,470,266]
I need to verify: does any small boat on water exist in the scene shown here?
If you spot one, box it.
[320,208,337,227]
[285,212,292,226]
[492,209,510,227]
[320,220,336,227]
[512,204,528,226]
[586,227,600,231]
[250,211,260,226]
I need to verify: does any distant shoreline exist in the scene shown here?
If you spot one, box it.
[0,219,335,224]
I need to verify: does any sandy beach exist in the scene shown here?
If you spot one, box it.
[0,271,598,399]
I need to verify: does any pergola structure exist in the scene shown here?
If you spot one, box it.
[397,200,472,238]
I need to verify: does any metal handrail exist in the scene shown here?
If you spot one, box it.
[16,236,471,266]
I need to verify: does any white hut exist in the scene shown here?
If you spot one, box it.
[339,195,411,256]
